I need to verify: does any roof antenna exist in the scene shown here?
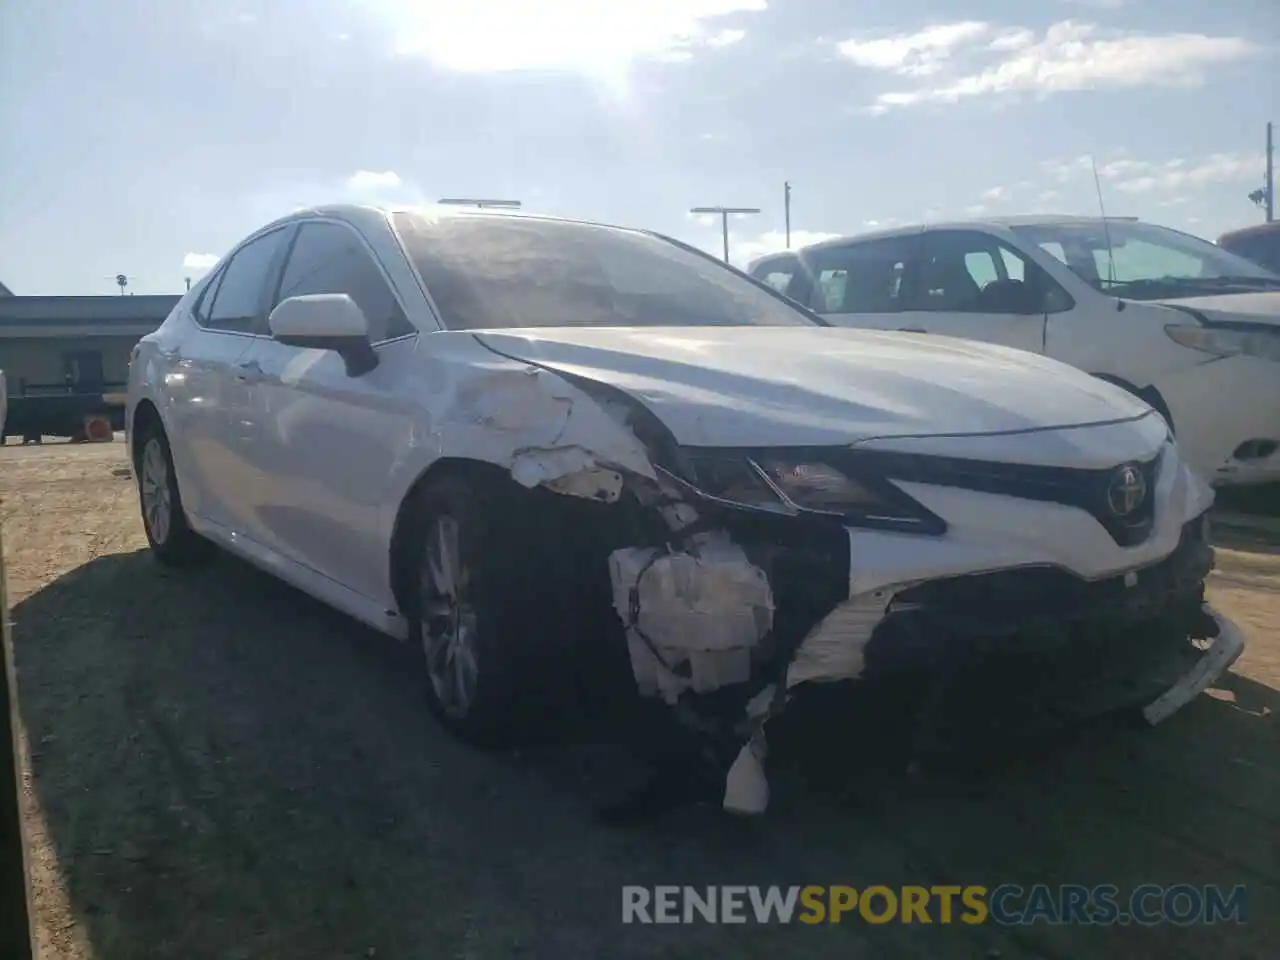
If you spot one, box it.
[1090,156,1116,287]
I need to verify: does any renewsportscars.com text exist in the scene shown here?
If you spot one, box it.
[621,884,1248,926]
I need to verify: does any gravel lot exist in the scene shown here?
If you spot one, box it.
[2,440,1277,960]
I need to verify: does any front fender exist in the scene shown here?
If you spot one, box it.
[378,334,660,562]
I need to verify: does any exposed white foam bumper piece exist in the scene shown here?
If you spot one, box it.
[609,532,774,704]
[1142,604,1246,725]
[723,731,769,816]
[786,589,897,688]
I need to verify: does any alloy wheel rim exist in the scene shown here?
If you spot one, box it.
[140,438,172,545]
[420,515,479,718]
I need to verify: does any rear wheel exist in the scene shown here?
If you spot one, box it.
[136,424,209,567]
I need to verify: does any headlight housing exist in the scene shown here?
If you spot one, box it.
[677,450,946,535]
[1165,324,1280,362]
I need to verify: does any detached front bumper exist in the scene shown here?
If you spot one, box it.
[788,514,1245,754]
[607,490,1244,814]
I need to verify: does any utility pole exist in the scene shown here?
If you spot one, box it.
[1267,121,1274,223]
[437,198,522,209]
[690,205,762,263]
[784,182,792,249]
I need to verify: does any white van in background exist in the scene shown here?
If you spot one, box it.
[749,216,1280,487]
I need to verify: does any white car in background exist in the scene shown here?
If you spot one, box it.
[127,205,1243,816]
[749,216,1280,487]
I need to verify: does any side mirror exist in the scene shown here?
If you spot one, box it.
[267,294,379,377]
[978,279,1043,315]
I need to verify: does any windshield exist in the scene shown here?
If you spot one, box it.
[392,211,820,329]
[1010,220,1280,300]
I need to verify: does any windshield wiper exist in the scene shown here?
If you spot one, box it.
[1102,275,1280,292]
[1188,275,1280,289]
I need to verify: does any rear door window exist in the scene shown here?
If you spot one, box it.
[204,228,291,334]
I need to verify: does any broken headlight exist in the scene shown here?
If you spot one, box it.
[681,451,946,534]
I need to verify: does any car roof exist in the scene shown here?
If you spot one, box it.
[252,202,653,242]
[747,215,1144,267]
[1218,221,1280,243]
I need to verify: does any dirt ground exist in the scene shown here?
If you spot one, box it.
[1,440,1277,960]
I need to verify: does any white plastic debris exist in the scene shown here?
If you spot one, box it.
[723,731,769,815]
[509,446,625,502]
[1142,604,1246,725]
[609,532,774,703]
[786,589,897,687]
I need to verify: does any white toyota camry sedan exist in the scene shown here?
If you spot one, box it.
[127,204,1244,815]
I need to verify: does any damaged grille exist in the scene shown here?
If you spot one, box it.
[865,514,1212,672]
[825,447,1164,548]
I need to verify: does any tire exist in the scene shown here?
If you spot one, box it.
[135,423,209,567]
[405,474,543,748]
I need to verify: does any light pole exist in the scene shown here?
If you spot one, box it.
[690,205,762,263]
[1267,121,1274,224]
[437,198,523,210]
[784,182,792,249]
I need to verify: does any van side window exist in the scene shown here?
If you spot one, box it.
[806,237,917,314]
[913,230,1072,315]
[750,256,800,296]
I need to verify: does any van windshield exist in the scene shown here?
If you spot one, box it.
[1011,220,1280,299]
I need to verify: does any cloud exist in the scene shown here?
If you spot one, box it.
[1040,152,1265,195]
[706,28,746,48]
[837,22,988,77]
[381,0,765,75]
[182,253,219,271]
[348,170,403,190]
[838,20,1255,112]
[1107,154,1265,195]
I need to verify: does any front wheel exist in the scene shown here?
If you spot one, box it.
[135,424,209,567]
[407,475,538,747]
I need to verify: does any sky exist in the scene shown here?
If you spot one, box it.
[1,0,1276,295]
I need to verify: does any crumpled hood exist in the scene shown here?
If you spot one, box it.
[1153,290,1280,327]
[472,326,1154,447]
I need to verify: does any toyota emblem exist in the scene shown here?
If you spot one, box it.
[1107,464,1147,517]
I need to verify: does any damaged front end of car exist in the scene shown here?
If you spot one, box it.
[436,356,1245,819]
